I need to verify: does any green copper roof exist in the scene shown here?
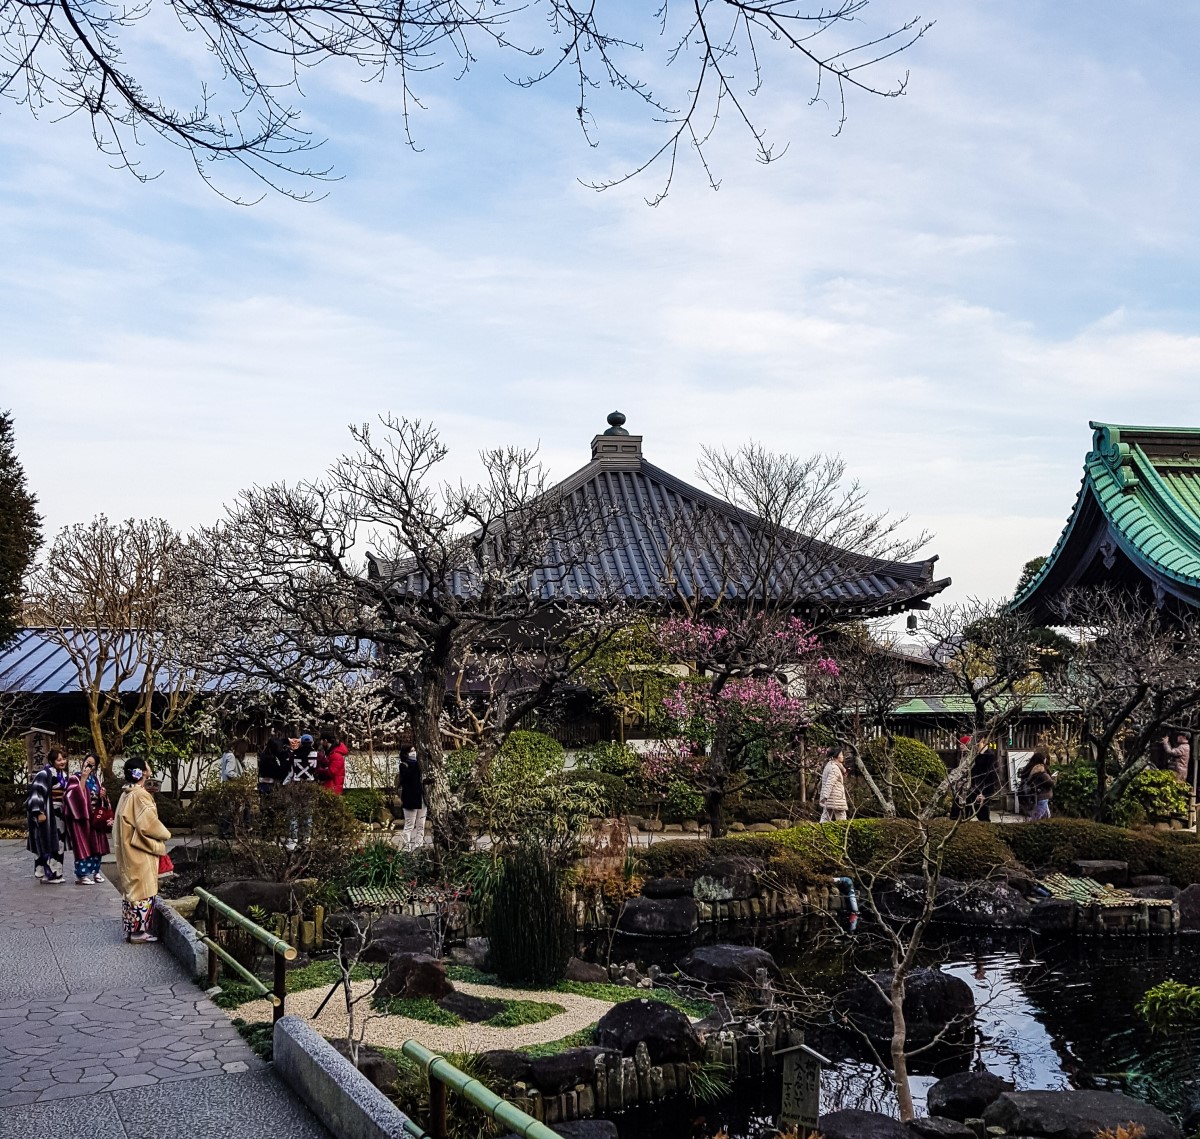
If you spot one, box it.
[891,694,1072,716]
[1013,422,1200,619]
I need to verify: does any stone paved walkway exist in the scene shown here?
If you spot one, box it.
[0,839,329,1138]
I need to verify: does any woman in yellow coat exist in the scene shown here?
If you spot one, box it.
[113,758,172,943]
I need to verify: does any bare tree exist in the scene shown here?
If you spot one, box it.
[23,515,198,765]
[1054,589,1200,817]
[0,0,931,201]
[196,415,625,850]
[650,444,933,835]
[915,599,1042,819]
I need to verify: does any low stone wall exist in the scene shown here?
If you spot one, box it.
[273,1016,414,1139]
[159,899,209,978]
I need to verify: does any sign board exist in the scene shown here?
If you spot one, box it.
[23,729,56,778]
[777,1043,827,1136]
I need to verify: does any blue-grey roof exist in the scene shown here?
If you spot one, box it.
[0,629,153,695]
[369,449,949,615]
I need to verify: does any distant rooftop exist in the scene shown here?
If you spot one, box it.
[369,412,950,616]
[1013,422,1200,621]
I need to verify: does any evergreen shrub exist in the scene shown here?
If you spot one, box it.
[342,788,385,823]
[562,770,628,817]
[488,845,572,985]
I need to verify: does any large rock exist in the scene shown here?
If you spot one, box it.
[884,876,1032,929]
[817,1110,910,1139]
[1128,884,1181,902]
[527,1047,615,1094]
[478,1050,533,1087]
[438,991,504,1022]
[615,896,699,937]
[1070,859,1128,885]
[676,944,780,988]
[693,856,764,902]
[907,1119,975,1139]
[565,957,609,984]
[642,877,694,900]
[926,1071,1014,1121]
[329,1039,399,1094]
[984,1090,1181,1139]
[1029,898,1078,934]
[209,879,307,917]
[377,952,453,1001]
[839,968,975,1048]
[595,998,702,1063]
[1178,883,1200,930]
[354,914,436,962]
[448,937,490,970]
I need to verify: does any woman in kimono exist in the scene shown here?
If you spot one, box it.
[64,754,112,884]
[113,758,171,942]
[27,748,69,882]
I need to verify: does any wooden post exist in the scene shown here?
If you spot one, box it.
[301,920,315,951]
[274,950,288,1024]
[289,912,301,948]
[314,905,325,949]
[430,1072,449,1139]
[207,908,221,989]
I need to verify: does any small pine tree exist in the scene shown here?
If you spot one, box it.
[488,845,572,985]
[0,412,42,646]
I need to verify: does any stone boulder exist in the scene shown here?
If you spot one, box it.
[329,1039,399,1094]
[1180,883,1200,931]
[1131,874,1171,888]
[438,991,504,1022]
[354,914,436,962]
[641,877,695,900]
[209,879,307,918]
[676,944,780,988]
[527,1047,615,1095]
[595,998,702,1063]
[1070,859,1128,885]
[377,952,453,1001]
[926,1070,1014,1121]
[1128,884,1181,902]
[693,856,764,903]
[817,1110,910,1139]
[448,936,491,970]
[907,1119,975,1139]
[884,876,1031,929]
[839,967,975,1048]
[983,1090,1181,1139]
[564,957,609,984]
[1029,898,1077,934]
[478,1050,533,1087]
[615,896,699,937]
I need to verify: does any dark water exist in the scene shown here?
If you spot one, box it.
[586,925,1200,1138]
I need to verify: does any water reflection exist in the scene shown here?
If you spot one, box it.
[594,927,1200,1138]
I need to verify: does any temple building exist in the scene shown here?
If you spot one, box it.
[1013,422,1200,622]
[368,412,951,619]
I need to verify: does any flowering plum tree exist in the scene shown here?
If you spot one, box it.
[650,613,840,833]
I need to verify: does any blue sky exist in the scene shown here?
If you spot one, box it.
[4,2,1200,603]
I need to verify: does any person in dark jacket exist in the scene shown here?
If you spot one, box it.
[257,727,292,795]
[951,735,999,821]
[398,746,427,852]
[27,748,69,882]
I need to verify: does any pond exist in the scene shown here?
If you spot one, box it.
[587,925,1200,1139]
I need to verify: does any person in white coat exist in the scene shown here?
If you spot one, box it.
[819,747,849,822]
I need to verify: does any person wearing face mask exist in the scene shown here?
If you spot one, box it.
[398,746,427,852]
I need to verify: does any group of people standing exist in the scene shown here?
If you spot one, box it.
[244,728,349,795]
[26,749,172,943]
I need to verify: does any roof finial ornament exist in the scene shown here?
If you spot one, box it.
[603,411,629,436]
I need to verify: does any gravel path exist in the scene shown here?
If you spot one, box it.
[228,980,616,1052]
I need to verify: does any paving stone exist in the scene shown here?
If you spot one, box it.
[2,1091,128,1137]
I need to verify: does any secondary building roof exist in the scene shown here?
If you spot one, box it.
[368,413,950,617]
[1013,422,1200,622]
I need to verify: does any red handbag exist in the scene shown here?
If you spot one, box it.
[158,854,175,876]
[91,801,114,832]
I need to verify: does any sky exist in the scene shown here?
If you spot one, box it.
[4,2,1200,606]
